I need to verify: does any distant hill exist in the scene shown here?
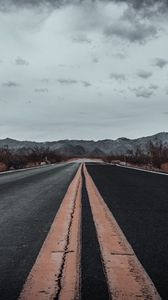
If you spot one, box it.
[0,132,168,157]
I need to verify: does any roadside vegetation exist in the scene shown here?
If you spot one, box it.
[0,142,168,173]
[103,142,168,172]
[0,147,67,172]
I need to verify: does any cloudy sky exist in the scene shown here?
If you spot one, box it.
[0,0,168,141]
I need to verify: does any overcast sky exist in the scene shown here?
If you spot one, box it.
[0,0,168,141]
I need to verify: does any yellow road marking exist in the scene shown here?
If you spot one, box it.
[19,165,82,300]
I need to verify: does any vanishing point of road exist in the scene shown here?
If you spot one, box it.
[0,161,168,299]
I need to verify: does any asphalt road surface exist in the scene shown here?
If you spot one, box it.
[0,163,79,300]
[81,171,109,300]
[0,162,167,299]
[86,163,168,300]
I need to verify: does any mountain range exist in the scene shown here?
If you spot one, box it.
[0,132,168,157]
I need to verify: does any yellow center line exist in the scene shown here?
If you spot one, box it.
[19,164,82,300]
[84,164,161,300]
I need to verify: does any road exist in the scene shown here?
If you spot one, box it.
[0,162,167,299]
[0,163,79,300]
[86,163,168,300]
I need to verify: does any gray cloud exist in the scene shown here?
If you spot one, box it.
[58,64,66,68]
[122,0,168,10]
[34,88,48,92]
[2,81,20,87]
[15,57,29,66]
[104,22,157,43]
[137,70,153,79]
[1,0,168,9]
[110,73,126,81]
[81,81,92,88]
[25,100,32,104]
[0,0,55,9]
[113,53,126,60]
[154,57,168,68]
[149,84,158,90]
[92,57,99,63]
[104,3,158,43]
[57,78,78,85]
[72,33,91,44]
[0,0,167,141]
[132,86,154,98]
[121,1,168,19]
[57,78,91,87]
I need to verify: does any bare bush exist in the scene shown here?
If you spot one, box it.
[103,143,168,170]
[0,147,68,171]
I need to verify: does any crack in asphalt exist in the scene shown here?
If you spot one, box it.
[110,252,134,256]
[54,179,81,300]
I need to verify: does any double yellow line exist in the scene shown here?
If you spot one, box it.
[19,164,161,300]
